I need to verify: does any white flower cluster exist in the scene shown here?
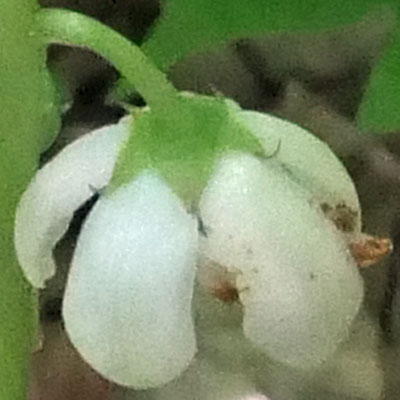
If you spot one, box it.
[15,107,365,398]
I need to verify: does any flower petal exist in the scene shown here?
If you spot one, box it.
[132,356,268,400]
[238,111,361,232]
[14,117,131,288]
[62,171,199,388]
[314,310,383,399]
[199,153,363,368]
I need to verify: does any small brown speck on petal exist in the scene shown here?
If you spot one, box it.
[321,202,358,233]
[349,235,393,268]
[211,280,239,304]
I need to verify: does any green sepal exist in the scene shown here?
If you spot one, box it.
[108,93,265,205]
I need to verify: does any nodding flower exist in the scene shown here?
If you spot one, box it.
[15,104,368,394]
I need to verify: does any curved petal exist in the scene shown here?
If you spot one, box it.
[313,311,383,399]
[133,356,269,400]
[62,171,199,388]
[199,153,363,368]
[238,111,361,232]
[14,117,131,288]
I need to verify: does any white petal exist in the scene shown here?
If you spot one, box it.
[199,153,363,368]
[314,311,383,399]
[62,171,199,388]
[133,356,266,400]
[238,111,361,231]
[14,117,131,288]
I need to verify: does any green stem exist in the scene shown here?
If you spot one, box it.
[35,8,177,109]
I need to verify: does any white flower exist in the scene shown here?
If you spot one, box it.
[14,109,363,392]
[15,116,198,389]
[199,111,363,368]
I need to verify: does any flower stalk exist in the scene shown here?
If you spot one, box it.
[0,1,60,398]
[35,8,178,110]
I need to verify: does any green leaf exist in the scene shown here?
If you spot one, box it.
[357,25,400,133]
[109,94,264,204]
[143,0,380,71]
[0,1,60,398]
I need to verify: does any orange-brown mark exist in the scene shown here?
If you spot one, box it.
[349,236,393,268]
[211,280,239,304]
[321,202,358,233]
